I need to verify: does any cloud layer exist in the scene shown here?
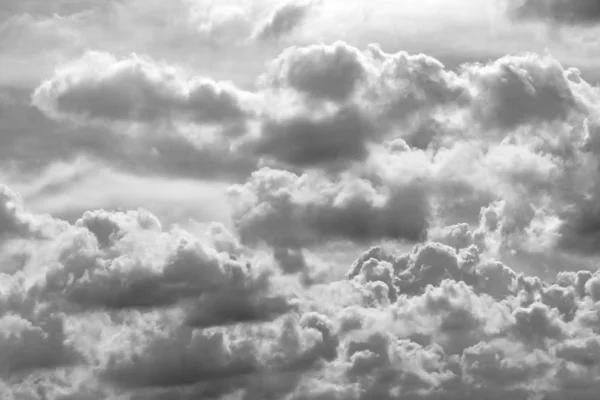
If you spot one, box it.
[26,40,600,258]
[4,1,600,399]
[3,179,600,399]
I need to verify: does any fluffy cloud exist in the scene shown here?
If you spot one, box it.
[228,167,429,252]
[23,65,255,182]
[0,312,81,378]
[3,178,600,399]
[33,51,255,126]
[9,6,600,398]
[28,40,600,258]
[40,211,295,328]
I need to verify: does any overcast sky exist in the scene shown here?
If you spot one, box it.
[3,0,600,399]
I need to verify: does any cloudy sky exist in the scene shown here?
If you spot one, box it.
[4,0,600,398]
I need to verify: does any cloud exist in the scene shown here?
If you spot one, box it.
[506,0,600,25]
[254,107,374,168]
[25,41,600,261]
[252,41,467,169]
[0,312,82,377]
[10,5,600,397]
[0,185,34,239]
[38,213,294,328]
[5,86,255,183]
[228,167,430,252]
[262,41,368,102]
[32,51,255,126]
[464,52,586,129]
[3,178,600,399]
[252,0,315,41]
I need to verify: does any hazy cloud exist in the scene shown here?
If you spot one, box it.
[506,0,600,25]
[253,0,314,41]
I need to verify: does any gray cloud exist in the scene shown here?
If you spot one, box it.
[39,211,294,330]
[262,41,367,102]
[254,107,373,168]
[10,27,600,400]
[2,87,256,184]
[253,0,314,41]
[0,312,82,377]
[32,51,255,125]
[465,53,584,129]
[4,180,600,399]
[228,167,430,253]
[506,0,600,25]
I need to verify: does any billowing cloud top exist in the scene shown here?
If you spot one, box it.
[4,0,600,399]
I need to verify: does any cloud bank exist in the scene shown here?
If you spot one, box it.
[4,178,600,399]
[4,1,600,399]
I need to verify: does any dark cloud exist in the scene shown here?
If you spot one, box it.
[103,313,337,398]
[33,51,254,125]
[228,167,430,252]
[0,313,82,377]
[506,0,600,25]
[9,28,600,400]
[41,218,293,329]
[0,87,256,183]
[253,0,314,41]
[254,107,373,168]
[5,180,600,399]
[26,51,259,181]
[465,53,583,129]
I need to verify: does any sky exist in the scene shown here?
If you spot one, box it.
[4,0,600,398]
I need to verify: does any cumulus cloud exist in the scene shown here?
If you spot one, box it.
[23,70,256,182]
[33,51,255,126]
[252,0,315,41]
[228,167,429,252]
[4,173,600,399]
[0,312,82,377]
[10,3,600,398]
[262,41,368,102]
[39,211,295,327]
[27,40,600,258]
